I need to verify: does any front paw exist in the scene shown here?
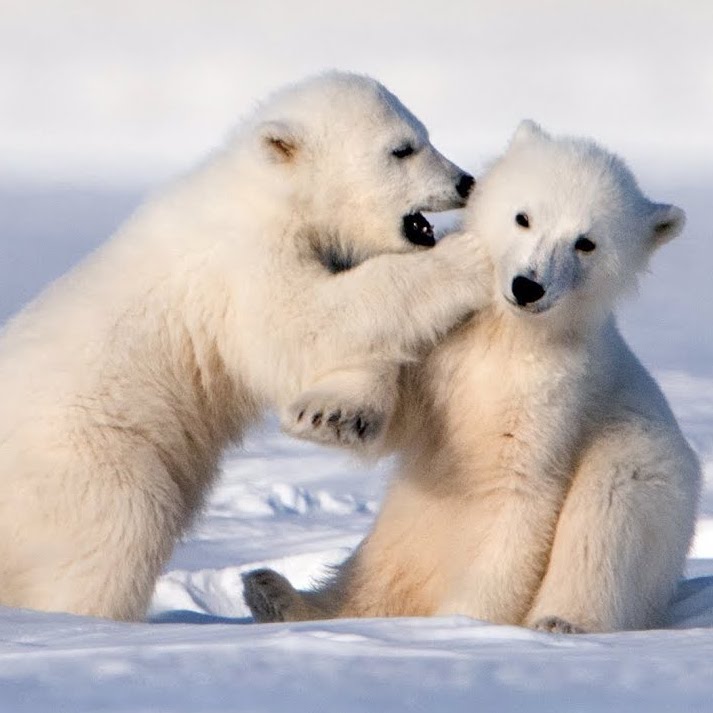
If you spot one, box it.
[283,393,385,449]
[532,616,586,634]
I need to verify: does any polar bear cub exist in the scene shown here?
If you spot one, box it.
[244,121,701,633]
[0,72,488,620]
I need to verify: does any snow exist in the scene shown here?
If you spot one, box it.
[2,1,713,710]
[4,611,713,713]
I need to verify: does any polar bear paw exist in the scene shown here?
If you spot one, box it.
[243,569,301,623]
[283,392,385,449]
[531,616,586,634]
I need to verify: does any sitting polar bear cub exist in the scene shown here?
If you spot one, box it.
[244,121,701,634]
[0,72,488,620]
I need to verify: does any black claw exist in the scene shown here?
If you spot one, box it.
[327,410,342,425]
[312,411,323,427]
[297,410,305,422]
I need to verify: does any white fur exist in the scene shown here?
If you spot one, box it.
[0,72,488,620]
[244,122,701,633]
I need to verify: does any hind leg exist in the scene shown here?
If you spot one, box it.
[243,568,339,623]
[0,451,183,621]
[525,425,700,633]
[243,485,456,623]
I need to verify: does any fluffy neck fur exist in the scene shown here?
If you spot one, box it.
[391,302,619,498]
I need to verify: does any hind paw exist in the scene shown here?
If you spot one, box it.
[243,569,299,623]
[532,616,586,634]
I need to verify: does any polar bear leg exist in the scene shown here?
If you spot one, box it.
[525,424,699,632]
[0,452,182,621]
[300,232,487,362]
[280,234,488,451]
[242,568,336,623]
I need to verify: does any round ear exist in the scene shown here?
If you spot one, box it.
[648,203,686,249]
[509,119,549,148]
[258,120,303,163]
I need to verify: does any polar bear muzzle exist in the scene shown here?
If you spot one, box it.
[402,173,475,246]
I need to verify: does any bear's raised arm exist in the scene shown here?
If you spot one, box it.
[279,231,491,451]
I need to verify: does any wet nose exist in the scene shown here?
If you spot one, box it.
[455,173,475,199]
[511,276,545,306]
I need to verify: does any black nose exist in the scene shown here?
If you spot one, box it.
[456,173,475,199]
[511,276,545,306]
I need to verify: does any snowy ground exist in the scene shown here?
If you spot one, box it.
[2,1,713,711]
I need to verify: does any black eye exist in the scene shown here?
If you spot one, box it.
[515,212,530,228]
[575,236,596,252]
[392,144,415,159]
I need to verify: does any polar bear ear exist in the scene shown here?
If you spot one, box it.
[259,120,303,163]
[647,203,686,249]
[510,120,549,148]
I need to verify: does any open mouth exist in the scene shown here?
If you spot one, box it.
[402,212,435,247]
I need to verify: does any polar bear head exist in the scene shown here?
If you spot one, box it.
[469,120,685,329]
[236,72,473,259]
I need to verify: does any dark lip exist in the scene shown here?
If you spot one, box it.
[503,296,552,315]
[402,211,435,247]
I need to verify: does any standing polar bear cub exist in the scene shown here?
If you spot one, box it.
[0,72,487,620]
[245,121,701,633]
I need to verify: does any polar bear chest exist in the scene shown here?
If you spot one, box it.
[431,321,587,495]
